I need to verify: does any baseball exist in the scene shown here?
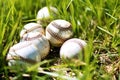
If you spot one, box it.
[36,6,58,26]
[60,38,87,59]
[20,22,44,39]
[6,35,50,66]
[45,19,73,47]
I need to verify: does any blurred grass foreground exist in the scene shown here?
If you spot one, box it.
[0,0,120,80]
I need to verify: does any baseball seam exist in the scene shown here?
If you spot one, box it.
[24,34,42,41]
[10,42,32,52]
[47,27,65,42]
[8,50,38,64]
[24,25,42,33]
[51,22,72,30]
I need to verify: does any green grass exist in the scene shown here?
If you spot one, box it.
[0,0,120,80]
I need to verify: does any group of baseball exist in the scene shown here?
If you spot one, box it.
[6,6,87,68]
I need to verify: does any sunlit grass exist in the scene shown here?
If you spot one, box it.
[0,0,120,80]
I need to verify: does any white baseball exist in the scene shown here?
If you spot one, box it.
[20,22,44,39]
[36,6,58,25]
[46,19,73,47]
[60,38,87,59]
[7,35,50,66]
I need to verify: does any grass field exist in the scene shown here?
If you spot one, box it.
[0,0,120,80]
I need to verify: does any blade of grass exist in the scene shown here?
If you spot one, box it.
[97,26,113,36]
[105,12,117,21]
